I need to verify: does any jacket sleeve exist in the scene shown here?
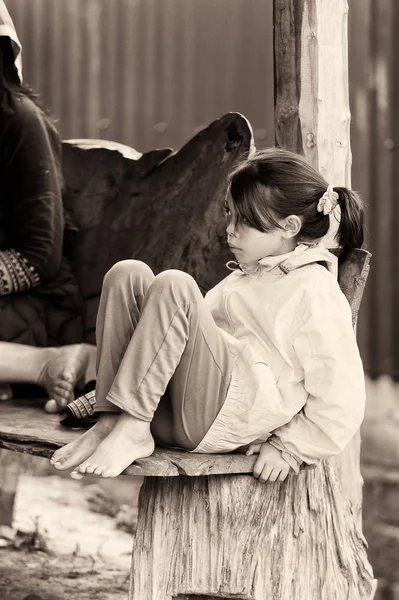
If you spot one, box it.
[269,287,366,466]
[1,102,64,295]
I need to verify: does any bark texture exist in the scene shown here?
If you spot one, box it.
[131,474,374,600]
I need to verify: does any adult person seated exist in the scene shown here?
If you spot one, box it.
[0,2,94,410]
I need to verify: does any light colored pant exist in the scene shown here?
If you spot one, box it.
[95,260,233,450]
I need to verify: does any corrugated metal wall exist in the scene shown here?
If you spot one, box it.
[349,0,399,378]
[5,0,399,378]
[7,0,275,152]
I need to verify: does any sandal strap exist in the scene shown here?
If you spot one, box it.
[66,390,96,419]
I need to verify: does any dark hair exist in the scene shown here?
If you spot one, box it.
[228,148,364,260]
[0,36,45,114]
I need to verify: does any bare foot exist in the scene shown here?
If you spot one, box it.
[70,412,155,479]
[39,344,95,411]
[50,413,119,470]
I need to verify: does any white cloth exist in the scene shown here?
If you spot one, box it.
[0,1,23,82]
[194,243,366,467]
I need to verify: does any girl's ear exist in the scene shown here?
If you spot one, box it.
[281,215,302,238]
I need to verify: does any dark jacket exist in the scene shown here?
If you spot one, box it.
[0,94,83,346]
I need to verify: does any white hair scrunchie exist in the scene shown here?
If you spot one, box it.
[317,185,339,216]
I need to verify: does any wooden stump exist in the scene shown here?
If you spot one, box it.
[130,466,374,600]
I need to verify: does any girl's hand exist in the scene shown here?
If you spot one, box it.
[246,442,291,483]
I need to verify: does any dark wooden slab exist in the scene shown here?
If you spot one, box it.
[62,113,253,344]
[0,401,256,477]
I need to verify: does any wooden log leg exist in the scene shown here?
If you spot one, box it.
[130,466,375,600]
[130,474,180,600]
[0,449,21,526]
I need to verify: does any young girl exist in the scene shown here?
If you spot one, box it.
[51,148,366,483]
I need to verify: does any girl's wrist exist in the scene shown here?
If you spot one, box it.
[267,435,303,474]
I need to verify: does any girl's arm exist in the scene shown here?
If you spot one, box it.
[268,287,366,467]
[1,103,64,295]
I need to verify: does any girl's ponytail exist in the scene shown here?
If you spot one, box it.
[335,187,364,260]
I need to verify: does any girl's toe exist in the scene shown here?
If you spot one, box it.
[52,461,66,470]
[93,466,103,476]
[83,463,96,474]
[51,450,64,463]
[70,470,84,480]
[52,455,67,468]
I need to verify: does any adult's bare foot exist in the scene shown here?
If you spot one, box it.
[39,344,96,411]
[70,412,155,480]
[50,413,119,471]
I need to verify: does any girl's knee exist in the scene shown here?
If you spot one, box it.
[153,269,196,290]
[103,260,154,288]
[147,270,200,302]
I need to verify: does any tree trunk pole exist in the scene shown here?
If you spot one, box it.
[274,0,363,517]
[275,0,352,183]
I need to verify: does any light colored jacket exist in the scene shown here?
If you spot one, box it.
[194,243,366,469]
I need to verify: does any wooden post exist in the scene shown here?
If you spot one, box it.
[275,0,352,183]
[274,0,363,515]
[275,0,350,249]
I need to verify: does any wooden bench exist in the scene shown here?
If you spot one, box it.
[0,242,375,599]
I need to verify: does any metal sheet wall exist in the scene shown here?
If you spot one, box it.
[6,0,275,152]
[349,0,399,378]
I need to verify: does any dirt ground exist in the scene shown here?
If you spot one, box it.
[0,473,143,600]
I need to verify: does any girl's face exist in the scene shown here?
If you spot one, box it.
[224,193,298,264]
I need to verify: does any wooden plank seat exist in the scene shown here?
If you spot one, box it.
[0,399,257,478]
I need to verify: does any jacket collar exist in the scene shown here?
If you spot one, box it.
[238,243,338,278]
